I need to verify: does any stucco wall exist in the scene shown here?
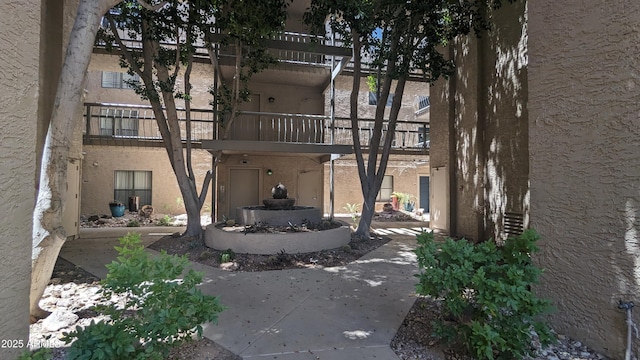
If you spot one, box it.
[81,146,213,216]
[0,0,40,357]
[324,154,430,215]
[481,2,529,242]
[529,1,640,357]
[429,2,528,242]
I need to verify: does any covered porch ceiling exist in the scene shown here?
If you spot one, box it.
[202,140,353,163]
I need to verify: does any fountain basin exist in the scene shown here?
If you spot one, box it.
[204,221,351,254]
[236,206,321,226]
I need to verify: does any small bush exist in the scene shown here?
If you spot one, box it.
[157,214,172,226]
[414,229,554,359]
[343,203,360,223]
[63,233,225,359]
[17,348,51,360]
[126,219,140,227]
[219,249,236,263]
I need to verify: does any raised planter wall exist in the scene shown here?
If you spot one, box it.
[204,222,351,255]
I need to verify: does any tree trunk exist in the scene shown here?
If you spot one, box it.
[355,190,378,239]
[351,28,406,240]
[30,0,122,321]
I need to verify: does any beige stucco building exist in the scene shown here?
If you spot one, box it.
[0,1,40,358]
[430,1,640,358]
[2,1,639,359]
[80,17,432,221]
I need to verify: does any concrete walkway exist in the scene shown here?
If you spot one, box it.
[60,225,425,359]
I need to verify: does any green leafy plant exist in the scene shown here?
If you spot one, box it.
[219,249,236,263]
[63,233,225,359]
[17,348,52,360]
[126,219,140,227]
[157,214,172,226]
[391,192,411,207]
[414,229,554,359]
[343,203,360,223]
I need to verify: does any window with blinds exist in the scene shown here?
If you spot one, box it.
[99,109,139,136]
[101,71,139,89]
[114,170,152,206]
[377,175,393,202]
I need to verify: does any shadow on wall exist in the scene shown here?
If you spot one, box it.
[482,1,529,243]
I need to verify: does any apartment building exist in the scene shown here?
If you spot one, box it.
[80,2,431,221]
[4,1,636,359]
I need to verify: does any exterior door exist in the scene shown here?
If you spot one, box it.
[431,167,448,231]
[419,176,430,211]
[228,168,260,220]
[297,170,322,208]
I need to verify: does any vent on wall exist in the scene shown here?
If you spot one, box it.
[503,212,524,237]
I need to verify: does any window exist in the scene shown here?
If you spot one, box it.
[99,109,139,136]
[114,171,152,207]
[368,91,394,107]
[101,71,139,89]
[377,175,393,201]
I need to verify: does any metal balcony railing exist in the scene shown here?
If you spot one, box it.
[222,111,328,143]
[83,103,215,145]
[330,118,430,150]
[83,103,429,151]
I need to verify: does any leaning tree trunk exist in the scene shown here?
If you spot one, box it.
[30,0,122,321]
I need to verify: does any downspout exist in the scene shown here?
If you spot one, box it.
[329,21,336,221]
[211,45,219,223]
[618,300,638,360]
[448,42,457,236]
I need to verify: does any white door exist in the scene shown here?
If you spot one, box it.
[430,166,449,231]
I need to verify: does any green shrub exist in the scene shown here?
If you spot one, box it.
[126,219,140,227]
[17,348,51,360]
[157,214,172,226]
[414,229,554,359]
[63,233,225,360]
[219,249,236,263]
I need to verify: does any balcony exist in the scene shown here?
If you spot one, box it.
[83,103,429,158]
[83,103,215,147]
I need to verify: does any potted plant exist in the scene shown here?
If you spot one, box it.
[404,195,416,212]
[392,192,408,210]
[109,200,126,217]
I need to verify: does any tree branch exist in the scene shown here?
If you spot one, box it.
[184,24,195,182]
[198,170,214,208]
[107,15,144,78]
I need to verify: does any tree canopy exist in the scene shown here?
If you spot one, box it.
[304,0,514,238]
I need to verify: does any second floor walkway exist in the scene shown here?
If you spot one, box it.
[83,103,430,160]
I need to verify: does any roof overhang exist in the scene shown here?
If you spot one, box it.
[202,140,353,163]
